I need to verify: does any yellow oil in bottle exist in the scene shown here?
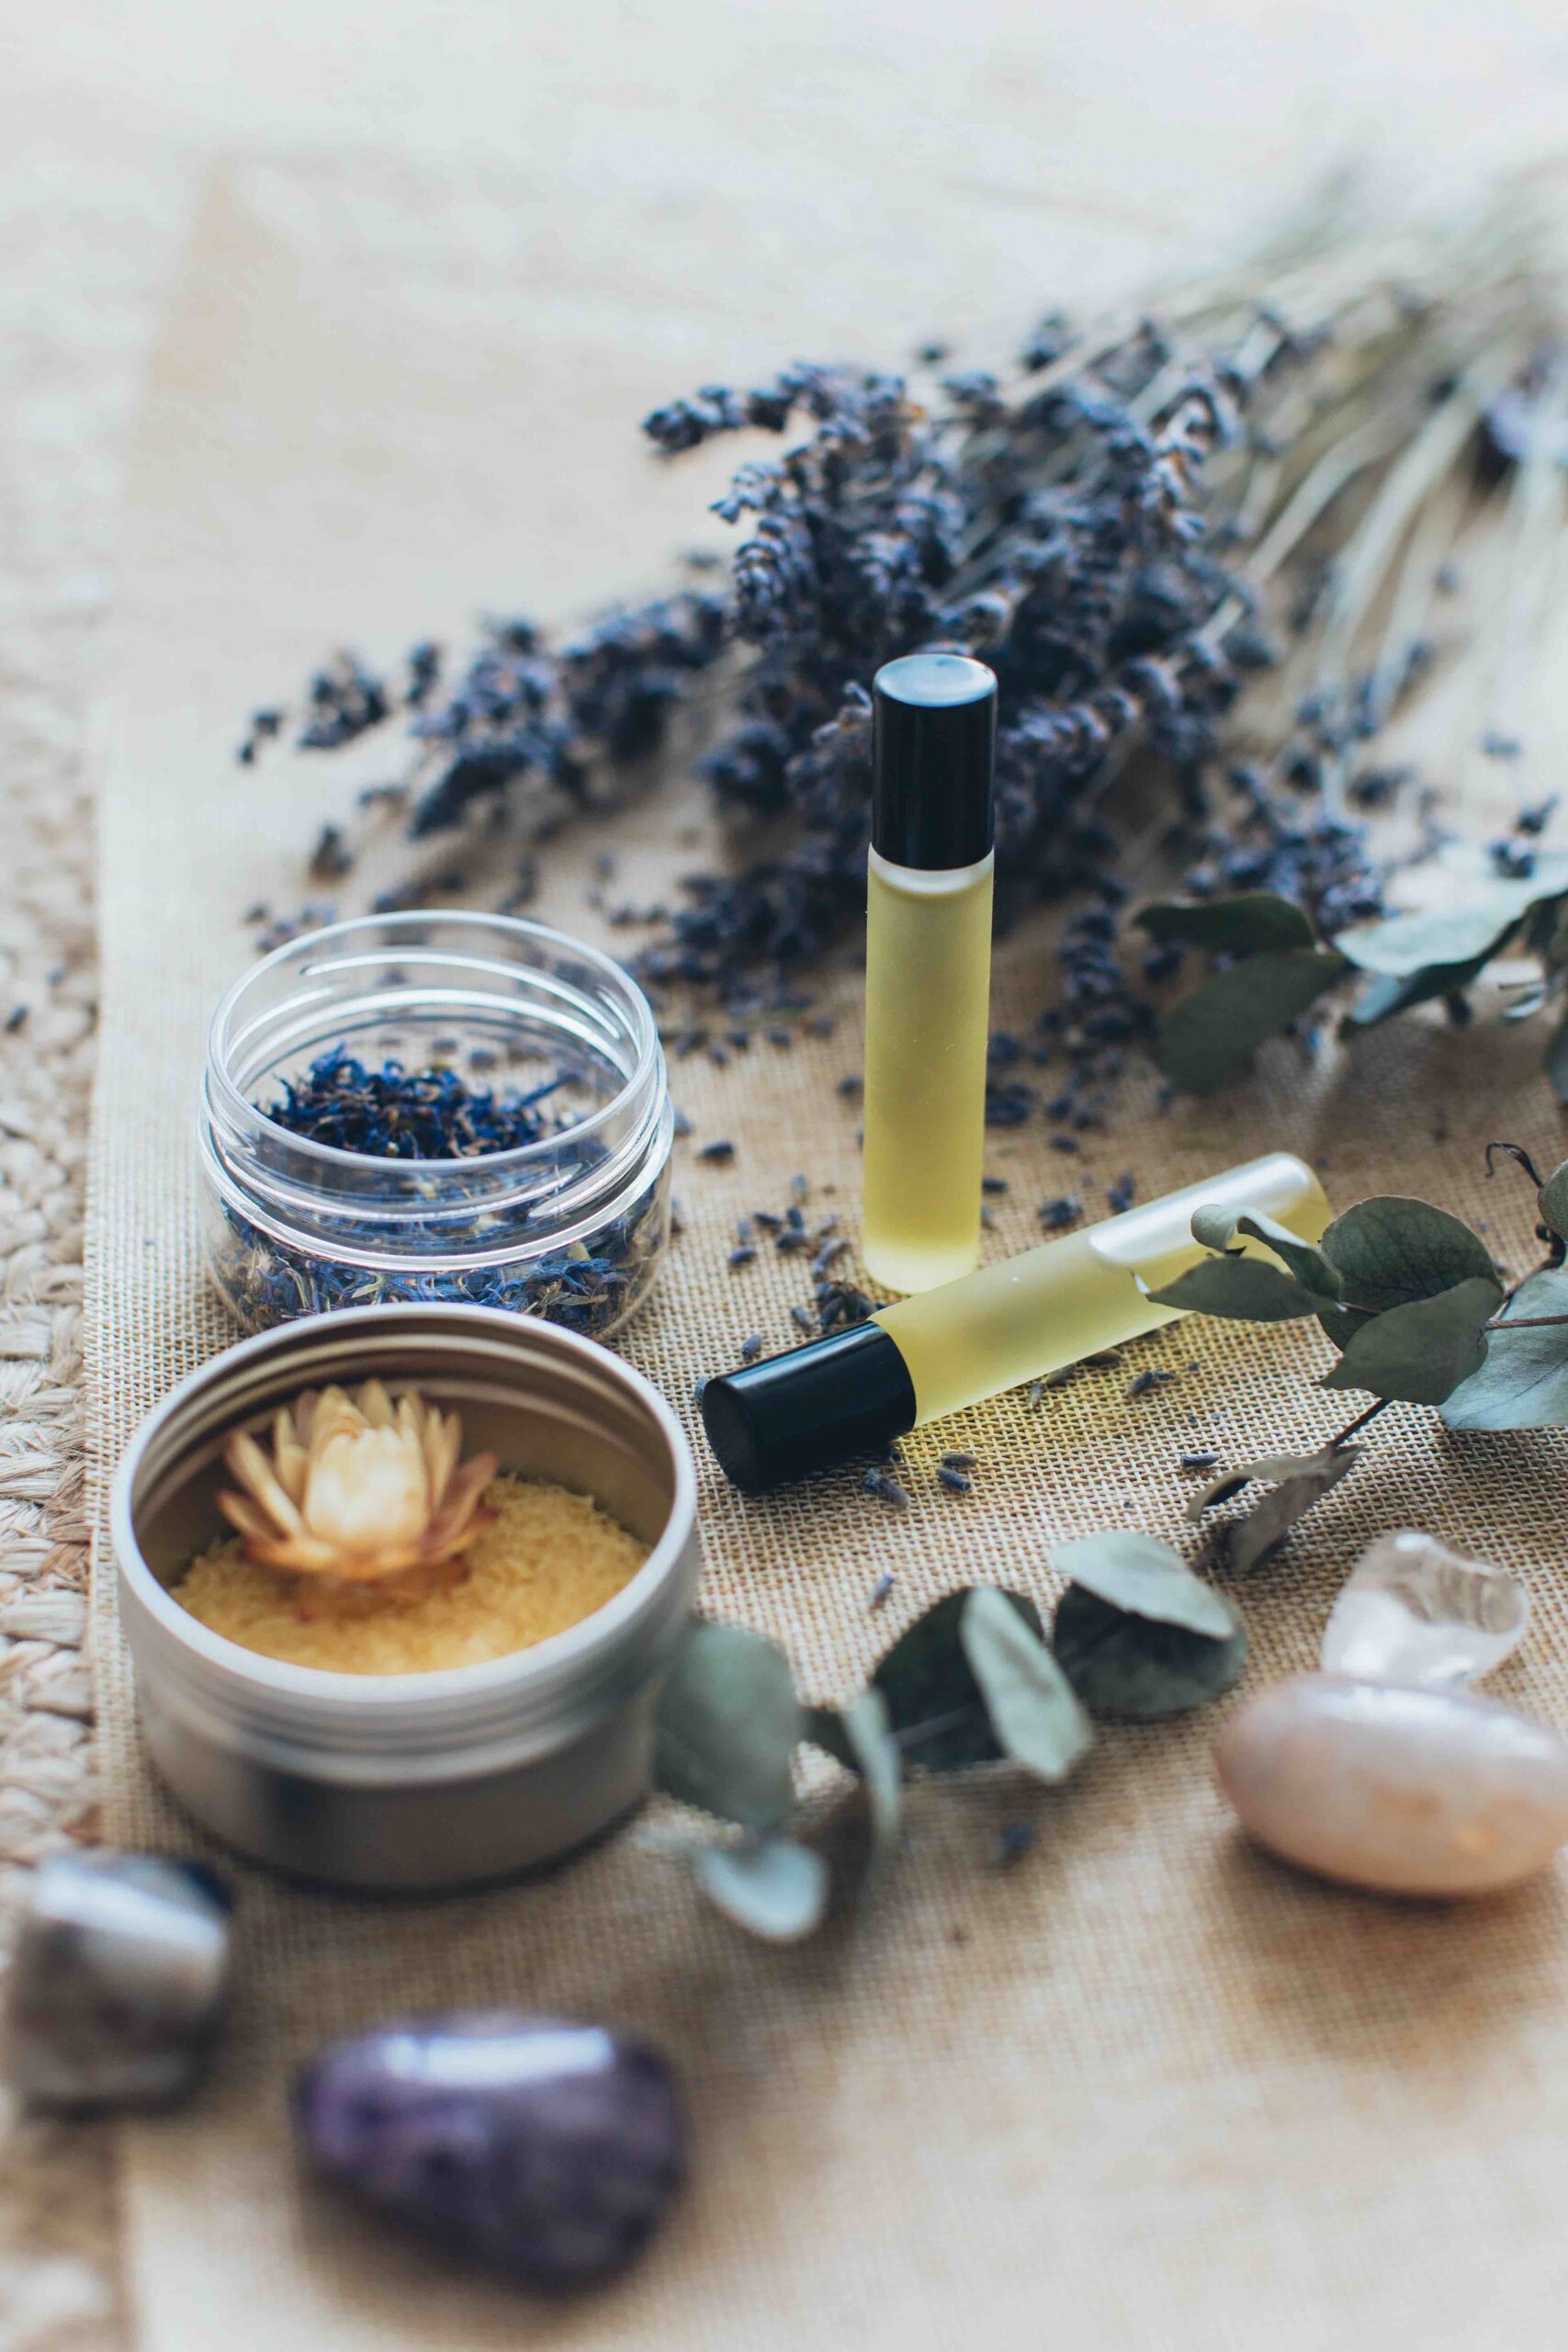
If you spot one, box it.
[875,1151,1331,1422]
[862,845,995,1294]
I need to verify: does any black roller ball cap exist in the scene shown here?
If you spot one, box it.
[701,1319,918,1492]
[872,651,997,871]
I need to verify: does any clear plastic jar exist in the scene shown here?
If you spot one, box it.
[198,912,673,1339]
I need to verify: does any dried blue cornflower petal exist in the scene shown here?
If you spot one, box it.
[209,1046,668,1341]
[262,1047,564,1160]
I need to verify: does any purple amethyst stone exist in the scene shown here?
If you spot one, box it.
[294,2013,686,2288]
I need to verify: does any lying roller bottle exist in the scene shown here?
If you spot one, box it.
[861,652,998,1294]
[701,1151,1331,1490]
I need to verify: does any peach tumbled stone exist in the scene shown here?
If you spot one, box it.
[1214,1674,1568,1897]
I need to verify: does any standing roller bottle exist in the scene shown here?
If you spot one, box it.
[702,1152,1331,1490]
[862,652,998,1293]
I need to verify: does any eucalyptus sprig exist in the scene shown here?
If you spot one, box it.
[1142,865,1568,1098]
[1145,1144,1568,1430]
[651,1560,1245,1941]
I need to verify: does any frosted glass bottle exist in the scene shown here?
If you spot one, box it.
[862,844,994,1292]
[860,652,998,1294]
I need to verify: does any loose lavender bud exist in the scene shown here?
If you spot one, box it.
[996,1821,1035,1869]
[1039,1194,1082,1231]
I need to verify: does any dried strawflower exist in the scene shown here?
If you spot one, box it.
[219,1381,498,1596]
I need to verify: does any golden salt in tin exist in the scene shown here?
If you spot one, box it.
[111,1306,701,1891]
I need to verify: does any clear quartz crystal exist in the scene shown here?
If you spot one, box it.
[1320,1529,1529,1690]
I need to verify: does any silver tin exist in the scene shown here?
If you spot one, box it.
[110,1306,701,1891]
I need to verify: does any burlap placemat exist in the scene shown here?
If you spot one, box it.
[86,152,1568,2350]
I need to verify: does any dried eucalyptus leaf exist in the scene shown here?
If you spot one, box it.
[1146,1253,1323,1321]
[1219,1448,1361,1574]
[694,1838,829,1943]
[1137,893,1316,956]
[872,1589,1043,1772]
[1318,1196,1497,1315]
[811,1689,902,1875]
[1050,1530,1234,1638]
[1185,1444,1359,1523]
[1332,893,1532,978]
[804,1704,854,1770]
[1335,855,1568,984]
[1052,1584,1247,1719]
[1153,949,1347,1095]
[1442,1268,1568,1429]
[1322,1276,1503,1406]
[1538,1159,1568,1242]
[960,1589,1094,1783]
[653,1620,804,1830]
[1188,1206,1341,1299]
[1343,957,1490,1030]
[1548,1013,1568,1106]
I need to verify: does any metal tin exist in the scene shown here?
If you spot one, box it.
[110,1306,701,1891]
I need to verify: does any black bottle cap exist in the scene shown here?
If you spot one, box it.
[700,1319,917,1492]
[872,652,997,870]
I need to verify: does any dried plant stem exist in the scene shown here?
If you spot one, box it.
[1314,351,1517,700]
[1326,1397,1390,1446]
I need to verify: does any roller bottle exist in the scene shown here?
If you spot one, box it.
[702,1151,1331,1489]
[861,653,998,1294]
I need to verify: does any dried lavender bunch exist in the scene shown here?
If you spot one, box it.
[247,334,1263,981]
[251,201,1564,1051]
